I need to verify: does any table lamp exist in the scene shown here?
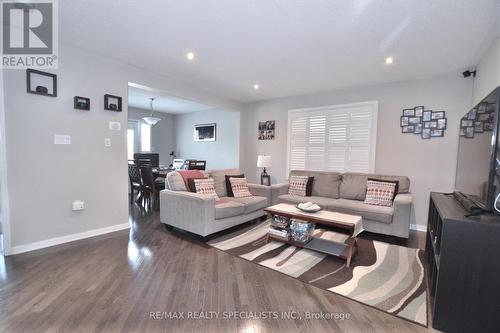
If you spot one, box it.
[257,155,272,185]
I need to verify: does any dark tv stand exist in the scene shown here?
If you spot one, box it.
[427,192,500,332]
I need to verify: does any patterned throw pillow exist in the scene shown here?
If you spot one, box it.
[364,180,397,207]
[194,178,220,201]
[289,176,311,196]
[229,177,253,198]
[225,174,245,197]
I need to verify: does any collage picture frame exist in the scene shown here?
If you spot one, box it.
[400,106,446,139]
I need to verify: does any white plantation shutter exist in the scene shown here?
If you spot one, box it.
[287,101,378,174]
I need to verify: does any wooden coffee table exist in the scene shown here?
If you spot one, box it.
[264,203,363,267]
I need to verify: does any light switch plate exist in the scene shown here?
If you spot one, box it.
[104,138,111,147]
[54,134,71,145]
[109,121,121,131]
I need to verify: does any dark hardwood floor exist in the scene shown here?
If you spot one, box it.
[0,204,438,332]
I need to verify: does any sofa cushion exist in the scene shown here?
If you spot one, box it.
[277,194,337,209]
[289,170,342,198]
[226,196,268,214]
[340,173,410,201]
[208,169,241,197]
[329,198,394,224]
[166,171,188,191]
[215,200,246,219]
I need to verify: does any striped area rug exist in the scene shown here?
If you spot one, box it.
[208,220,427,326]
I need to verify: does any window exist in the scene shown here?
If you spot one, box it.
[140,122,151,152]
[127,120,152,159]
[127,129,135,160]
[287,101,378,174]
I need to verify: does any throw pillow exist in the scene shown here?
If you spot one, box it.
[364,180,397,207]
[187,177,207,193]
[368,178,399,200]
[229,177,253,198]
[225,174,245,197]
[289,176,314,196]
[194,178,220,201]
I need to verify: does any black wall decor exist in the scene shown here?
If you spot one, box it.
[74,96,90,110]
[26,69,57,97]
[459,102,495,138]
[104,94,122,112]
[400,105,447,139]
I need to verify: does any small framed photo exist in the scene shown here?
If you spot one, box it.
[402,125,415,133]
[403,109,415,117]
[484,122,494,131]
[437,118,447,130]
[465,127,474,138]
[432,111,445,120]
[194,123,216,141]
[400,116,409,126]
[104,94,122,112]
[461,119,474,127]
[421,128,431,139]
[408,117,421,125]
[26,69,57,97]
[74,96,90,111]
[474,121,484,133]
[477,113,490,121]
[423,111,432,122]
[459,128,466,136]
[430,129,444,137]
[467,109,477,120]
[424,121,437,129]
[414,123,423,134]
[414,106,424,117]
[478,104,487,114]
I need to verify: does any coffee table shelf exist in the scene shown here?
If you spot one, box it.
[265,203,363,267]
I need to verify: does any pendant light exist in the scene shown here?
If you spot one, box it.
[142,98,161,126]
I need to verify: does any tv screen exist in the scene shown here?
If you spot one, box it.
[455,88,499,210]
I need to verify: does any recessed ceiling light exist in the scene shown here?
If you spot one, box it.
[186,52,195,60]
[385,57,394,65]
[253,84,260,90]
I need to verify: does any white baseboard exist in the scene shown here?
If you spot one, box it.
[410,224,427,232]
[9,223,130,255]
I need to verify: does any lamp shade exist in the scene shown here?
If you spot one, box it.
[257,155,272,168]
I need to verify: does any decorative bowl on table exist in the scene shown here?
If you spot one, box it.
[295,202,322,213]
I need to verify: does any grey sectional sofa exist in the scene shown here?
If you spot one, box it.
[271,170,412,238]
[160,169,271,237]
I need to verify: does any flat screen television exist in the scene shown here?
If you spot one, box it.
[455,86,500,214]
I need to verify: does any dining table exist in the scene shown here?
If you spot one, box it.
[152,167,175,178]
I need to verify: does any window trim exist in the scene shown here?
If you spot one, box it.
[286,101,378,177]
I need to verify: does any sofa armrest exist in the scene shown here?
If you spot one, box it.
[270,183,290,205]
[247,183,271,200]
[392,193,412,238]
[160,190,215,236]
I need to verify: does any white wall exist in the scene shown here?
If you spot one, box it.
[175,109,240,170]
[240,74,472,228]
[128,107,175,166]
[2,44,242,254]
[473,36,500,104]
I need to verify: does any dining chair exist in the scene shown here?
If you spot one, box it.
[128,163,141,204]
[139,165,165,209]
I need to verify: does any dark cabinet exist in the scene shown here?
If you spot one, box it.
[427,192,500,332]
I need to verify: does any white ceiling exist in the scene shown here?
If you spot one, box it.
[60,0,499,103]
[128,84,214,114]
